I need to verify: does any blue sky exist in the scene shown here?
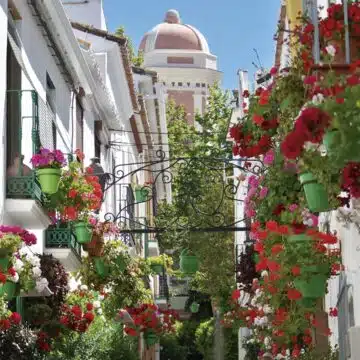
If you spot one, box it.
[104,0,279,90]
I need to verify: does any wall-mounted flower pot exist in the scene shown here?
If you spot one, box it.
[293,265,328,298]
[83,234,104,257]
[144,330,158,347]
[135,188,149,202]
[93,257,110,278]
[150,264,163,275]
[190,302,200,313]
[180,249,199,274]
[324,129,360,163]
[0,281,18,300]
[36,168,61,194]
[299,173,331,212]
[73,222,93,244]
[288,234,313,243]
[0,257,9,272]
[115,256,127,272]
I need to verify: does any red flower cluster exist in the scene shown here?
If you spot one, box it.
[342,162,360,198]
[59,303,95,333]
[231,124,273,157]
[123,304,179,337]
[281,107,331,159]
[0,226,37,246]
[0,312,21,331]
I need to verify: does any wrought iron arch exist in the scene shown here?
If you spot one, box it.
[103,150,264,234]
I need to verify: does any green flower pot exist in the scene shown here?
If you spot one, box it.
[180,249,199,274]
[115,256,127,272]
[150,264,163,275]
[0,281,18,300]
[190,302,200,313]
[293,265,328,299]
[93,257,110,278]
[144,331,158,347]
[73,222,93,244]
[288,234,313,243]
[0,257,9,272]
[36,168,61,194]
[135,188,149,202]
[299,172,331,212]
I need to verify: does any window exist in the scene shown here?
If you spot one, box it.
[45,73,56,149]
[76,98,84,153]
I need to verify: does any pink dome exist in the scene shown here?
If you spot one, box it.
[139,10,210,53]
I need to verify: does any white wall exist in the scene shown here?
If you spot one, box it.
[62,0,107,30]
[0,0,8,224]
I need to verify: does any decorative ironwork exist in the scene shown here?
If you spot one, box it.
[45,225,82,260]
[103,150,264,233]
[6,172,43,203]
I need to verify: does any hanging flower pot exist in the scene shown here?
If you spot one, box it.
[135,188,149,202]
[288,233,313,243]
[0,281,18,300]
[73,222,93,244]
[190,302,200,313]
[36,168,62,194]
[293,265,328,299]
[93,257,110,278]
[144,330,158,347]
[179,249,199,274]
[150,264,164,275]
[324,129,360,163]
[299,172,331,212]
[0,257,9,273]
[83,234,104,257]
[115,256,127,272]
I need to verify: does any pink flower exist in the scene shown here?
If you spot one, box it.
[259,187,269,199]
[245,208,256,218]
[288,204,298,212]
[263,150,275,165]
[248,176,259,188]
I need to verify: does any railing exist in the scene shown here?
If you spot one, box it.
[156,267,170,301]
[45,224,82,261]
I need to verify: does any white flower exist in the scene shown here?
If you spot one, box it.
[14,259,24,273]
[32,266,42,278]
[97,308,103,315]
[18,247,28,256]
[263,304,273,314]
[9,272,19,283]
[27,254,41,267]
[36,278,49,293]
[261,270,269,278]
[93,300,101,309]
[80,284,88,291]
[325,44,336,57]
[264,336,271,347]
[312,93,324,105]
[99,294,105,301]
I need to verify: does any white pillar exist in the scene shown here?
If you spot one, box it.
[0,0,8,224]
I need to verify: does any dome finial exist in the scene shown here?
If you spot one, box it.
[164,9,180,24]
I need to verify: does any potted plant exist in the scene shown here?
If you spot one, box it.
[134,181,152,202]
[50,155,103,244]
[31,148,66,194]
[179,249,199,274]
[148,254,173,275]
[0,226,37,271]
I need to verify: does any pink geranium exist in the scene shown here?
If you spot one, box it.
[0,226,36,246]
[263,149,275,165]
[259,187,269,199]
[31,148,66,169]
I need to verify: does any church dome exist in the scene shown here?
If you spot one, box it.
[139,10,210,53]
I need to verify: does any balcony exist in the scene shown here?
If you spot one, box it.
[5,90,52,229]
[168,277,191,320]
[44,225,82,271]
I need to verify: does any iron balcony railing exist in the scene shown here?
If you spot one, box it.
[45,224,82,261]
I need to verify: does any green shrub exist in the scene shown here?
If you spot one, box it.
[160,333,187,360]
[195,319,215,360]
